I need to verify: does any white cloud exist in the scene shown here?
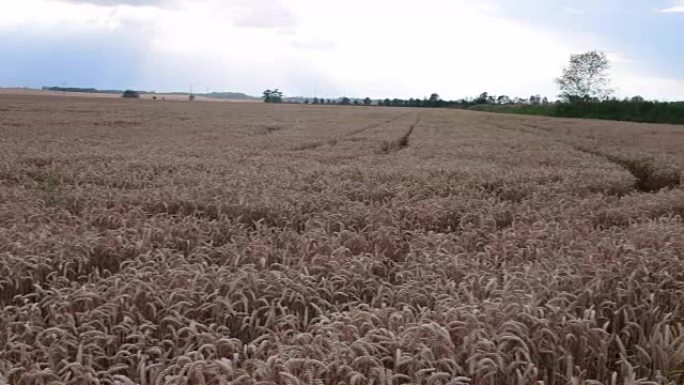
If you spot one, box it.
[1,0,683,100]
[232,0,296,28]
[660,6,684,12]
[659,0,684,12]
[0,0,160,32]
[601,52,684,100]
[225,0,593,98]
[606,52,633,64]
[59,0,165,6]
[612,69,684,100]
[562,6,586,15]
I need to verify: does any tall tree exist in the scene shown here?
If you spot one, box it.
[427,93,442,107]
[556,51,613,102]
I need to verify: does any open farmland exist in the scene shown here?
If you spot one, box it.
[1,94,684,385]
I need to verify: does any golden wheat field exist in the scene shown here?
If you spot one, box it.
[1,93,683,385]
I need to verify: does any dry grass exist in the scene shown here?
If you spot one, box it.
[1,94,684,385]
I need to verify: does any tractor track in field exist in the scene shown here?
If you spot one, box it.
[573,146,681,193]
[344,112,411,137]
[291,112,410,151]
[486,118,682,193]
[378,115,421,154]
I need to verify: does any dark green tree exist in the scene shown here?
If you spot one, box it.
[474,92,489,104]
[428,93,441,107]
[497,95,511,105]
[263,89,283,103]
[122,90,140,99]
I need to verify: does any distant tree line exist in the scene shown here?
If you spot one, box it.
[43,86,122,94]
[271,91,553,109]
[43,86,258,101]
[263,50,684,124]
[472,98,684,125]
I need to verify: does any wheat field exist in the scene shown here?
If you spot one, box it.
[1,94,683,385]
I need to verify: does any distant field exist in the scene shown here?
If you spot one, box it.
[1,94,683,385]
[0,88,257,102]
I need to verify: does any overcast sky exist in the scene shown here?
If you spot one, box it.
[1,0,683,100]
